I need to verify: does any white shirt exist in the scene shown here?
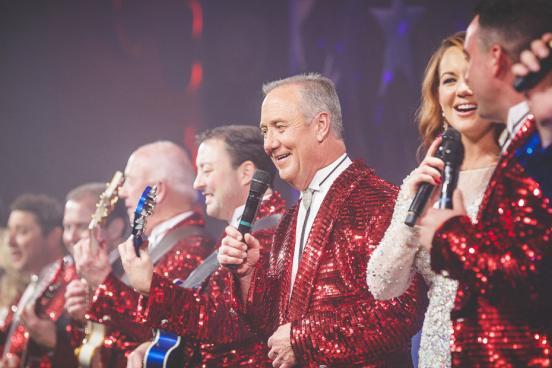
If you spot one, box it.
[229,193,274,228]
[230,204,246,228]
[148,211,194,251]
[290,153,352,291]
[501,101,530,151]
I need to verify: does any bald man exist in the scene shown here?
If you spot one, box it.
[70,141,214,367]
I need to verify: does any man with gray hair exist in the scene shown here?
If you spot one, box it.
[219,73,427,367]
[68,141,214,367]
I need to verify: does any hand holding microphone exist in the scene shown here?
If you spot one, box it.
[512,33,552,142]
[218,169,272,274]
[513,33,552,92]
[405,127,464,227]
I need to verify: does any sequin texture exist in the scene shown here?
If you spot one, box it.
[241,161,428,367]
[367,166,494,368]
[0,257,78,368]
[138,193,286,367]
[432,117,552,367]
[85,212,214,367]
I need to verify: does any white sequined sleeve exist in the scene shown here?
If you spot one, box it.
[366,175,420,300]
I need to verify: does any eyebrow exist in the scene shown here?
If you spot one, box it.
[440,71,457,78]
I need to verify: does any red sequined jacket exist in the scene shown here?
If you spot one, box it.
[240,161,427,367]
[431,117,552,367]
[134,193,287,367]
[78,212,214,367]
[0,257,78,368]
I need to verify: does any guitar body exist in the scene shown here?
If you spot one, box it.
[76,322,107,368]
[144,330,185,368]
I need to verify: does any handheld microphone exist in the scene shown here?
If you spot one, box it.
[513,40,552,92]
[404,128,463,227]
[225,169,273,269]
[437,133,464,209]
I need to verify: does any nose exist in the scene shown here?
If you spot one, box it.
[7,230,16,249]
[67,227,80,247]
[193,174,204,191]
[457,76,474,98]
[263,129,279,156]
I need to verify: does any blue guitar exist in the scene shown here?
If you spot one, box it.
[132,185,157,256]
[143,322,186,368]
[143,252,218,368]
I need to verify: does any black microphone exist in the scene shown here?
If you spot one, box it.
[437,132,464,209]
[513,40,552,92]
[404,128,463,227]
[225,169,273,269]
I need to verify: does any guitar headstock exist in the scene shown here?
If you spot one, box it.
[132,185,158,256]
[89,171,125,230]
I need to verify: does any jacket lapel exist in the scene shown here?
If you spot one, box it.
[477,116,535,222]
[287,161,366,320]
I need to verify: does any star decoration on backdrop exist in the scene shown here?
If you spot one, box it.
[371,0,425,96]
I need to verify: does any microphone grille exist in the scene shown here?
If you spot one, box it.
[250,169,272,194]
[439,127,464,166]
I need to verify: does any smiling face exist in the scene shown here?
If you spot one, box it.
[438,45,496,139]
[62,197,95,255]
[7,210,49,273]
[193,138,244,222]
[260,84,321,190]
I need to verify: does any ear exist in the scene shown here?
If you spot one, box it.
[105,218,126,243]
[153,180,167,204]
[490,44,511,78]
[237,160,256,187]
[314,112,332,142]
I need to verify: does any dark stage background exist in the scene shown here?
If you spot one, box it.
[0,0,478,224]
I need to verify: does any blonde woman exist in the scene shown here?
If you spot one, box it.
[366,32,501,367]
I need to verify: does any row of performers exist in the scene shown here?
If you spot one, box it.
[1,2,552,367]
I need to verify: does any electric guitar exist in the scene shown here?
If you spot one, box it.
[75,171,124,368]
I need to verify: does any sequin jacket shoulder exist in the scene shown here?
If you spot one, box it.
[431,117,552,367]
[0,257,79,368]
[244,161,428,367]
[84,212,214,367]
[137,193,286,367]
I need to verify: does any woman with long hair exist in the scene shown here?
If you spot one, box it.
[366,31,502,367]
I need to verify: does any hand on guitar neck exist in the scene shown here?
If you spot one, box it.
[118,237,154,295]
[73,232,112,291]
[116,185,158,295]
[66,230,112,321]
[19,303,57,349]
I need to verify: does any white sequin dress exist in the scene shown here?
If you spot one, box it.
[367,166,495,368]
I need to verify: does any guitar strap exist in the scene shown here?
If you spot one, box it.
[116,225,207,284]
[175,213,283,289]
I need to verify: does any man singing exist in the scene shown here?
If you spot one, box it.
[219,73,427,367]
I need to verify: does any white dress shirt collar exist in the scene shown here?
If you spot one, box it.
[148,211,194,250]
[506,100,530,137]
